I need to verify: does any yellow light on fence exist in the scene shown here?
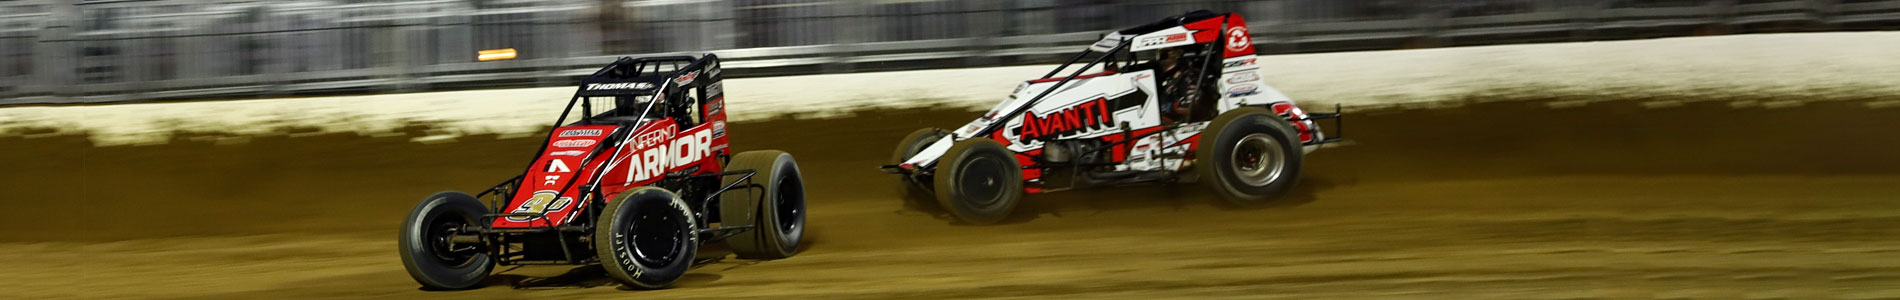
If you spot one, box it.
[478,48,518,61]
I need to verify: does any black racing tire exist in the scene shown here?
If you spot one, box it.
[595,187,698,290]
[721,150,806,259]
[1196,107,1304,207]
[399,191,493,290]
[891,128,947,208]
[933,138,1023,225]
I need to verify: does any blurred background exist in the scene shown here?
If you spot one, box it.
[4,0,1898,105]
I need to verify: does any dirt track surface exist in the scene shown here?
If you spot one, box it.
[3,100,1899,299]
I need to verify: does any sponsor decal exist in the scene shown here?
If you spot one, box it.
[553,139,596,148]
[586,82,653,90]
[705,81,724,98]
[706,66,721,78]
[634,124,678,149]
[1227,84,1260,97]
[559,129,603,137]
[676,71,698,84]
[1134,73,1154,82]
[1092,38,1123,50]
[541,159,573,186]
[1226,26,1251,52]
[705,97,724,115]
[549,150,587,156]
[1016,97,1117,141]
[1222,58,1257,69]
[712,121,727,137]
[1136,36,1163,47]
[1225,72,1259,84]
[1137,33,1189,48]
[1227,84,1260,98]
[622,128,717,183]
[506,190,574,221]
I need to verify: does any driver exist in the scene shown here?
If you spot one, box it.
[671,93,699,128]
[1156,47,1199,121]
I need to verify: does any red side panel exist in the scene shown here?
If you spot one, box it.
[491,125,619,228]
[1271,102,1316,143]
[594,119,725,198]
[704,94,732,155]
[491,117,728,229]
[1222,14,1255,58]
[1185,17,1225,44]
[1182,14,1254,58]
[1018,150,1042,181]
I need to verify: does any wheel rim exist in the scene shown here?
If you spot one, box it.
[1229,133,1286,187]
[625,204,685,267]
[956,154,1008,208]
[423,212,479,267]
[774,167,806,236]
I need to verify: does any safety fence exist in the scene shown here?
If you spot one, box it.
[2,0,1896,105]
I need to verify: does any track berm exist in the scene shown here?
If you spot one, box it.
[2,96,1896,299]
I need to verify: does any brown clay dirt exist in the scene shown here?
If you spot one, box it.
[1,99,1898,299]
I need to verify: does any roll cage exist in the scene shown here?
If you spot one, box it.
[976,11,1230,141]
[564,55,724,126]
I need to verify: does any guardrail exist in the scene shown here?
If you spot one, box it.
[2,0,1897,105]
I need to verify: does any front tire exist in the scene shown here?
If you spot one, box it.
[399,191,493,290]
[934,138,1023,225]
[595,187,698,289]
[1196,107,1304,206]
[721,150,806,259]
[891,128,947,208]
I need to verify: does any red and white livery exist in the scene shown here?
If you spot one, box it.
[885,10,1342,224]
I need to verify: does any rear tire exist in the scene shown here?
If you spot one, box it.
[1196,107,1304,206]
[399,191,493,290]
[595,187,697,289]
[721,150,806,259]
[934,138,1023,225]
[891,128,946,208]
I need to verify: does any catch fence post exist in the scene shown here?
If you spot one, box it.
[825,0,862,74]
[41,0,79,101]
[966,0,1000,67]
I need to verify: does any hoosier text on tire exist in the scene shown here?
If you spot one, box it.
[595,187,698,289]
